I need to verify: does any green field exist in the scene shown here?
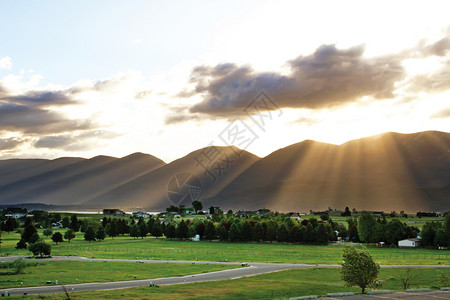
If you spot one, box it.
[6,267,450,299]
[0,260,239,289]
[2,230,449,265]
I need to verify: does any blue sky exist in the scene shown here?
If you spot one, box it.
[0,1,449,162]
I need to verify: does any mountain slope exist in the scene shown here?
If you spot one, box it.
[87,146,260,210]
[0,153,166,205]
[205,131,450,212]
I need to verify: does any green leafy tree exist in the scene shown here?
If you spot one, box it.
[28,241,51,257]
[385,219,405,245]
[106,221,118,239]
[43,228,53,237]
[358,212,377,243]
[69,214,80,232]
[421,221,440,246]
[347,218,359,242]
[129,224,140,239]
[304,223,316,243]
[289,225,303,243]
[64,229,76,243]
[151,221,163,238]
[21,224,37,243]
[165,223,176,239]
[96,227,106,241]
[316,223,328,245]
[240,221,253,242]
[29,233,40,244]
[277,224,289,242]
[192,201,203,213]
[61,216,70,228]
[340,245,380,294]
[84,226,96,243]
[12,258,28,274]
[216,223,228,241]
[2,217,18,233]
[176,220,188,240]
[434,229,447,247]
[139,221,147,239]
[204,221,216,240]
[253,222,265,242]
[51,232,63,244]
[16,238,27,249]
[228,222,241,242]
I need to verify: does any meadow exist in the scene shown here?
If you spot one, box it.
[5,267,450,299]
[1,229,448,265]
[0,260,240,289]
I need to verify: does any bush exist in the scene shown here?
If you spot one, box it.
[28,241,51,257]
[43,228,53,237]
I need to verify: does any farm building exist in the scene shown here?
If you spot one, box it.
[103,209,126,216]
[398,238,421,248]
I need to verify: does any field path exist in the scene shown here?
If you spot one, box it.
[0,256,448,296]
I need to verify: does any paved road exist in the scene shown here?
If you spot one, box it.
[0,256,448,297]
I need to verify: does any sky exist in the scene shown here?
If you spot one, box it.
[0,0,449,162]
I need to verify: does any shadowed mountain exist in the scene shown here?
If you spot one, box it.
[87,146,260,210]
[204,131,450,212]
[0,153,166,205]
[0,131,448,212]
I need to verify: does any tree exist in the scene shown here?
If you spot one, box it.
[421,221,440,246]
[176,220,188,240]
[347,218,360,242]
[106,221,118,239]
[61,216,70,228]
[12,258,27,274]
[84,226,96,243]
[29,233,40,244]
[340,245,380,294]
[195,222,206,238]
[147,217,155,234]
[228,222,241,242]
[165,223,176,239]
[139,221,147,239]
[151,221,163,238]
[192,200,203,213]
[130,224,140,239]
[28,241,51,257]
[2,217,18,233]
[342,207,352,217]
[304,223,316,243]
[316,223,328,245]
[51,232,63,244]
[240,221,253,242]
[69,214,80,232]
[358,212,377,243]
[253,223,265,242]
[288,225,303,243]
[385,219,405,245]
[204,221,216,240]
[277,224,289,242]
[64,229,76,243]
[21,224,37,243]
[216,223,228,241]
[43,228,53,237]
[16,238,27,249]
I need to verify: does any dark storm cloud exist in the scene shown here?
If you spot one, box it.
[3,90,74,107]
[0,102,92,134]
[180,44,405,116]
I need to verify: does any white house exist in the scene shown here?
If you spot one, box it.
[398,238,421,248]
[132,211,150,218]
[51,221,63,229]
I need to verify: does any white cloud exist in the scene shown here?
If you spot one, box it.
[0,57,12,70]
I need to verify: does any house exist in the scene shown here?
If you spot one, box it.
[288,212,301,221]
[377,242,385,248]
[51,221,63,229]
[191,234,200,242]
[132,211,150,218]
[398,238,421,248]
[103,209,126,216]
[4,208,28,219]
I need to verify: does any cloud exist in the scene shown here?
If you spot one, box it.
[179,44,405,117]
[0,138,24,150]
[34,135,74,149]
[0,57,12,70]
[0,102,92,134]
[2,90,75,107]
[431,107,450,119]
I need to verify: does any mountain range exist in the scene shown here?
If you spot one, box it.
[0,131,449,212]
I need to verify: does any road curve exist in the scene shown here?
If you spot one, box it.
[0,256,448,296]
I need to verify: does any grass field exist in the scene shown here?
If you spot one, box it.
[0,260,240,289]
[2,230,449,265]
[5,267,450,299]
